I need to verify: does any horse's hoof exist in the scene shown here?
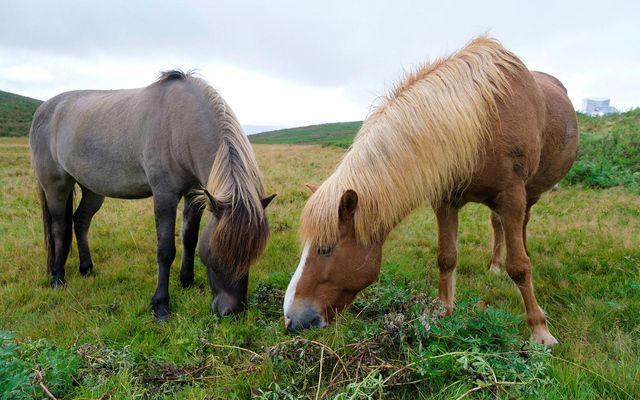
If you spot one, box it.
[212,293,246,317]
[488,263,501,275]
[51,276,66,288]
[532,329,558,346]
[153,304,171,321]
[80,265,93,277]
[180,276,195,288]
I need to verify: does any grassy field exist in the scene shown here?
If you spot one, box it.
[1,135,639,398]
[0,91,42,137]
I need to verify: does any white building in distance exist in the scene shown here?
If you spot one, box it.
[582,98,618,116]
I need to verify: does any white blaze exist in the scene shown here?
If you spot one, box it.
[283,243,310,317]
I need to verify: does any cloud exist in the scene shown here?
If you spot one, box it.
[1,64,53,83]
[1,0,638,124]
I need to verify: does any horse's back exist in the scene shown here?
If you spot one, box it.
[30,88,155,198]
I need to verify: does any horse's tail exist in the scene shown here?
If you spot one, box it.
[37,184,74,273]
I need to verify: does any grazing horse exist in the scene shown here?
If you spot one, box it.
[284,37,578,344]
[30,71,275,320]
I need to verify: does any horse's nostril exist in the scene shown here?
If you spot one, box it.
[285,310,324,331]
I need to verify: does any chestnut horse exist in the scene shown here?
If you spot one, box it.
[30,71,275,320]
[284,37,578,344]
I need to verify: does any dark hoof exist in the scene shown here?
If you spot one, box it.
[51,276,66,288]
[80,265,93,277]
[153,304,170,321]
[180,276,195,288]
[212,293,246,317]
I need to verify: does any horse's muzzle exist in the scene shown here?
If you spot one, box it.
[285,309,326,331]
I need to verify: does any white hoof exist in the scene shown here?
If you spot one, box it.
[532,329,558,346]
[488,263,501,275]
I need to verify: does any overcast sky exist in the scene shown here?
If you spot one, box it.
[1,0,638,127]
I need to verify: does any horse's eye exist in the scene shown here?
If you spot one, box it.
[317,246,333,257]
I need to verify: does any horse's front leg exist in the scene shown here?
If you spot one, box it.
[151,192,179,320]
[179,194,203,288]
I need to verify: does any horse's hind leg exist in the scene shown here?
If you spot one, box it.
[73,186,105,276]
[179,193,203,288]
[489,211,504,274]
[495,185,557,345]
[522,196,539,257]
[40,180,75,287]
[434,204,459,315]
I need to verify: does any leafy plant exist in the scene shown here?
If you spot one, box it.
[0,331,80,399]
[256,280,553,398]
[0,331,33,400]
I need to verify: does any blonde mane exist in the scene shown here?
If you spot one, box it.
[300,36,526,246]
[192,76,265,212]
[186,74,268,276]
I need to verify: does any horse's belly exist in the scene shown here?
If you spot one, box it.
[59,149,153,199]
[85,178,152,199]
[69,166,152,199]
[56,128,155,198]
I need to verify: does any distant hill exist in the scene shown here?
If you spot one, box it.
[0,90,42,137]
[249,121,362,148]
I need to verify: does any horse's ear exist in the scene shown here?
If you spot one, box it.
[339,189,358,221]
[261,193,277,208]
[305,183,319,193]
[203,189,225,218]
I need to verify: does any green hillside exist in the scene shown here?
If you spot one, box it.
[577,108,640,135]
[568,109,640,192]
[0,90,42,137]
[249,120,362,148]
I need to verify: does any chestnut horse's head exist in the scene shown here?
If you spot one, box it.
[283,186,383,330]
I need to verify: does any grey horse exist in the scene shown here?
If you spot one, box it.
[29,70,275,320]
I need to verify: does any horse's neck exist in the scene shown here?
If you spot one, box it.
[187,132,223,189]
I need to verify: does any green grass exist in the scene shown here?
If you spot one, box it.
[0,139,638,398]
[577,109,640,136]
[0,91,42,137]
[249,121,361,147]
[567,110,640,193]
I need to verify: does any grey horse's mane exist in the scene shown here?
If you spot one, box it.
[157,69,190,81]
[160,70,268,278]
